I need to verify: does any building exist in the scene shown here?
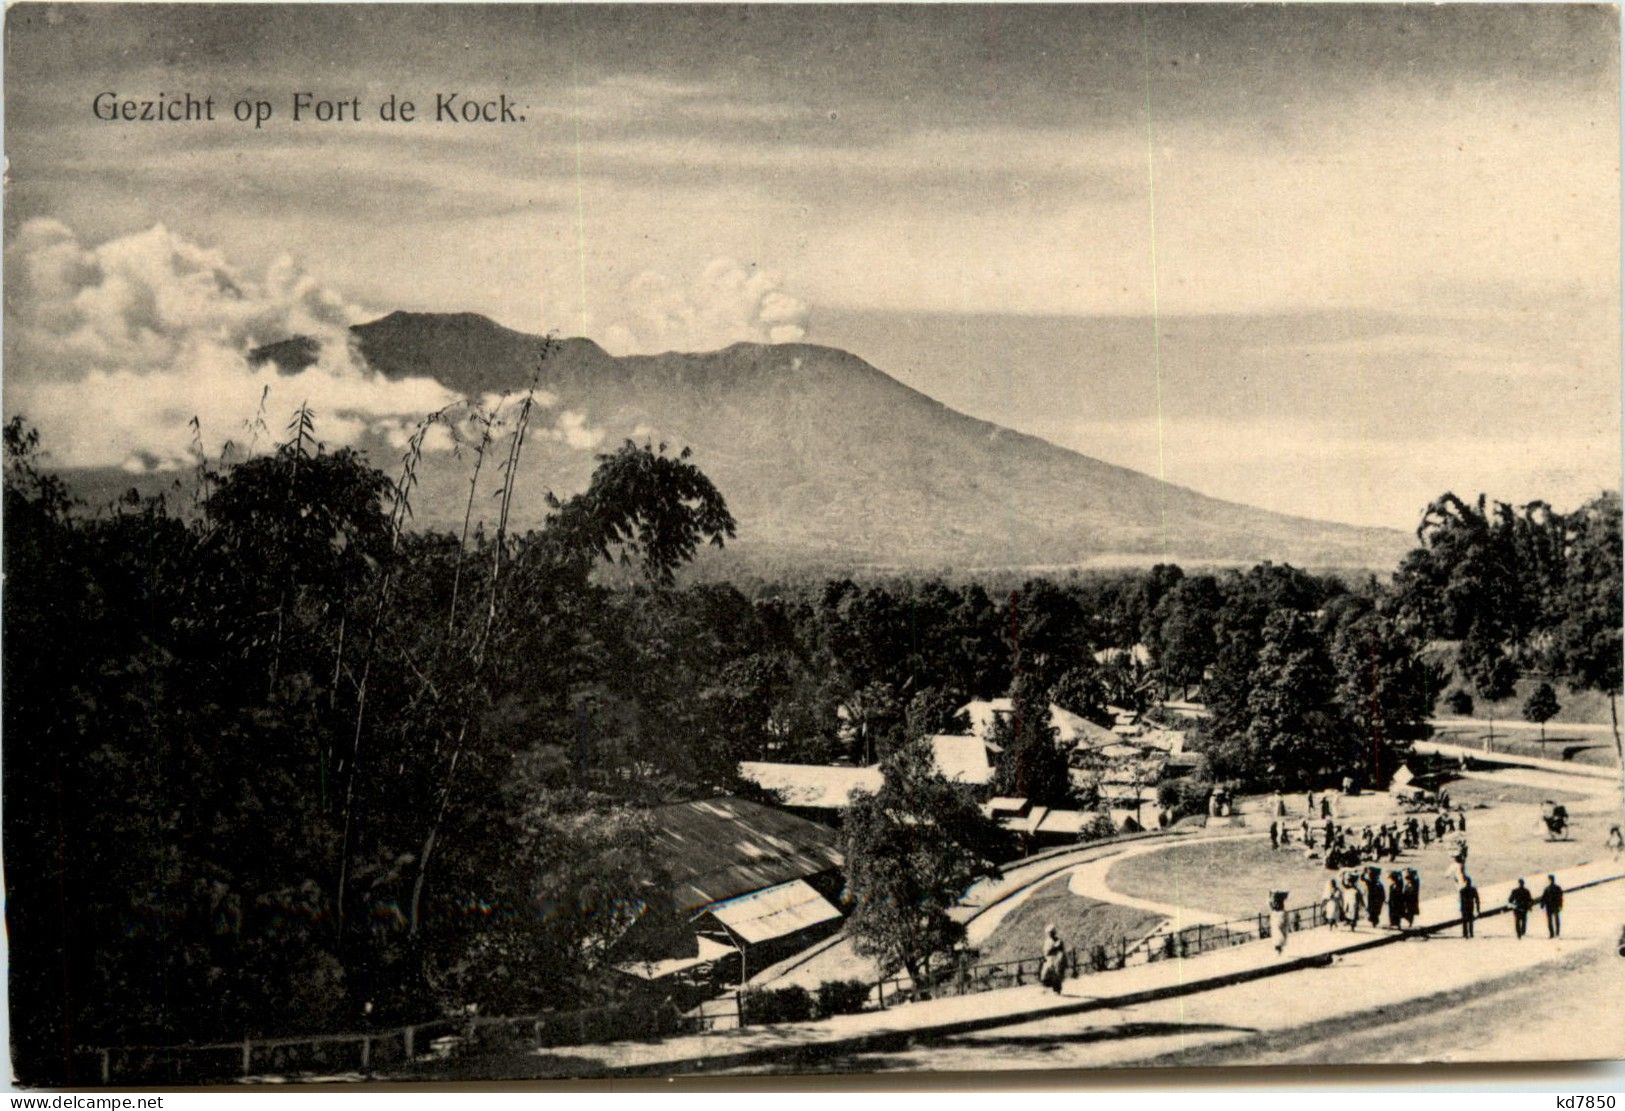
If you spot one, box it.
[614,796,847,984]
[929,733,995,787]
[959,698,1113,748]
[737,761,883,822]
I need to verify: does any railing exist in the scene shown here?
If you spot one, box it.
[72,998,707,1086]
[73,896,1340,1082]
[869,897,1333,1009]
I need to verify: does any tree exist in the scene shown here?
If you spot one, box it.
[1552,493,1623,757]
[1521,682,1561,743]
[1148,574,1221,698]
[990,677,1071,807]
[1445,688,1475,718]
[1048,663,1109,724]
[1243,610,1356,788]
[841,737,1003,989]
[1460,624,1518,748]
[1331,612,1445,786]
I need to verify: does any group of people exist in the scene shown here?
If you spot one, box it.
[1321,865,1421,931]
[1466,873,1564,940]
[1267,807,1464,873]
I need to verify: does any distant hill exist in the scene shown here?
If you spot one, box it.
[100,311,1414,574]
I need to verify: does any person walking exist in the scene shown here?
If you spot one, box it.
[1507,878,1534,939]
[1364,866,1385,929]
[1269,819,1280,850]
[1388,870,1406,930]
[1458,876,1481,938]
[1324,875,1345,929]
[1343,872,1364,930]
[1269,891,1290,955]
[1321,795,1332,820]
[1606,824,1623,861]
[1403,868,1421,928]
[1274,790,1286,818]
[1540,875,1564,938]
[1040,924,1067,994]
[1305,791,1315,817]
[1457,808,1467,833]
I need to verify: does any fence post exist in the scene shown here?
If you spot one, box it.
[241,1039,252,1077]
[360,1036,371,1071]
[877,981,886,1011]
[100,1049,111,1085]
[1119,937,1127,968]
[404,1026,415,1060]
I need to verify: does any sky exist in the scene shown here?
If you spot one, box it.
[3,3,1619,528]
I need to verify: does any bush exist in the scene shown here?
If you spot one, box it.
[739,984,814,1025]
[1157,776,1212,822]
[1077,811,1118,843]
[814,979,872,1018]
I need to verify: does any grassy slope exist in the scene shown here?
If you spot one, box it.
[972,873,1162,967]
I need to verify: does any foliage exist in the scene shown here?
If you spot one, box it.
[739,984,814,1025]
[841,737,1003,985]
[990,676,1072,806]
[814,979,873,1018]
[1521,682,1561,740]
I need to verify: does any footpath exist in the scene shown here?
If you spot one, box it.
[1414,739,1621,783]
[434,856,1625,1080]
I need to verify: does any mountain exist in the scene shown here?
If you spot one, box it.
[240,310,1407,574]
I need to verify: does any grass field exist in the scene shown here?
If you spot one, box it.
[1107,798,1610,920]
[972,873,1162,967]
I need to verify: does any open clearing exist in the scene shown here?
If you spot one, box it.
[971,872,1161,967]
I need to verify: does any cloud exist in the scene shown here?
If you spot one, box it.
[2,220,615,471]
[600,259,810,355]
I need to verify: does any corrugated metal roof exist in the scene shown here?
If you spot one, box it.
[699,878,843,945]
[650,796,845,912]
[615,935,736,980]
[737,761,883,809]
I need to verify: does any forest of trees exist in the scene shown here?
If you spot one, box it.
[3,406,1619,1083]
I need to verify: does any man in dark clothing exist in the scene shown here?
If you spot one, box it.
[1321,796,1332,819]
[1508,878,1534,939]
[1365,867,1385,928]
[1540,875,1564,938]
[1459,876,1481,937]
[1269,820,1280,849]
[1403,868,1420,928]
[1388,870,1406,929]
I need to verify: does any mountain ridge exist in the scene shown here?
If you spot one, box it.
[235,311,1409,572]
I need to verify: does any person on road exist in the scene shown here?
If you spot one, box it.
[1540,875,1564,938]
[1269,891,1290,955]
[1403,868,1421,928]
[1040,923,1067,993]
[1274,791,1286,818]
[1459,876,1481,938]
[1364,866,1385,929]
[1388,870,1406,930]
[1343,872,1364,930]
[1606,824,1623,861]
[1507,878,1535,939]
[1323,875,1345,929]
[1269,819,1280,850]
[1321,795,1332,820]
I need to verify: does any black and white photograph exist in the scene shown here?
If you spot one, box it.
[2,1,1623,1089]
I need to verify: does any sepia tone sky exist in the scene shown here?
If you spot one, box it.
[4,3,1619,529]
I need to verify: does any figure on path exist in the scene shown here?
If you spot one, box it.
[1040,924,1067,994]
[1507,878,1534,939]
[1606,825,1623,860]
[1324,876,1345,929]
[1364,866,1385,929]
[1269,891,1290,955]
[1540,875,1564,939]
[1403,868,1420,928]
[1269,820,1280,850]
[1458,876,1481,938]
[1342,872,1364,929]
[1388,870,1406,930]
[1321,795,1332,820]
